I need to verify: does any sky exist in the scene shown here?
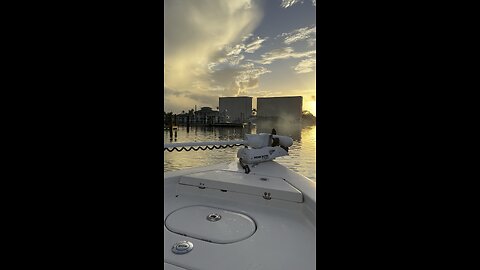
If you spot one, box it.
[164,0,316,115]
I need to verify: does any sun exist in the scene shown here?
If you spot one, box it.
[305,100,316,116]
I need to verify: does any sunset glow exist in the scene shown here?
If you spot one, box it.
[164,0,316,114]
[306,100,316,116]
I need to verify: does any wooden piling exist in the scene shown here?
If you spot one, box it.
[169,114,173,141]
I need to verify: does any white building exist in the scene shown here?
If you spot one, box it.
[219,97,252,123]
[257,96,303,121]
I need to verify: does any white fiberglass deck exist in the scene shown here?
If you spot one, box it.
[164,161,316,270]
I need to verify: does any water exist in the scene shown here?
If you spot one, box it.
[163,123,316,181]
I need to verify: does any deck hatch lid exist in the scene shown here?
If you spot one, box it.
[179,170,303,202]
[165,206,255,244]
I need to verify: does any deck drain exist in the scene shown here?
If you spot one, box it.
[172,241,193,254]
[206,213,221,222]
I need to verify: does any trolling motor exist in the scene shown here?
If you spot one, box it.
[163,129,293,173]
[237,129,293,165]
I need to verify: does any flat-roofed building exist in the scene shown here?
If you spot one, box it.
[257,96,303,121]
[219,96,252,123]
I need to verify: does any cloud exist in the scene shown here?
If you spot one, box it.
[244,37,267,53]
[254,47,316,65]
[225,44,245,56]
[164,0,272,109]
[198,35,270,96]
[208,62,271,96]
[164,0,316,113]
[293,58,316,73]
[280,0,315,8]
[242,33,253,42]
[236,62,271,87]
[215,36,267,64]
[281,26,316,45]
[164,86,219,112]
[220,53,245,66]
[206,35,267,69]
[164,0,262,91]
[280,0,303,8]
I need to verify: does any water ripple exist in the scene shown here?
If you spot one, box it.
[164,125,316,181]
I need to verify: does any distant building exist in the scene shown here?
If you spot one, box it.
[176,113,190,124]
[174,109,195,124]
[194,107,219,124]
[257,96,303,121]
[219,96,252,123]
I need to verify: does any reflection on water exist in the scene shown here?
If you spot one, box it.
[164,124,316,181]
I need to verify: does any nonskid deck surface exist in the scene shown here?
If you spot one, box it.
[164,161,316,270]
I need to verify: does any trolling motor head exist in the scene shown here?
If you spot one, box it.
[237,130,293,165]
